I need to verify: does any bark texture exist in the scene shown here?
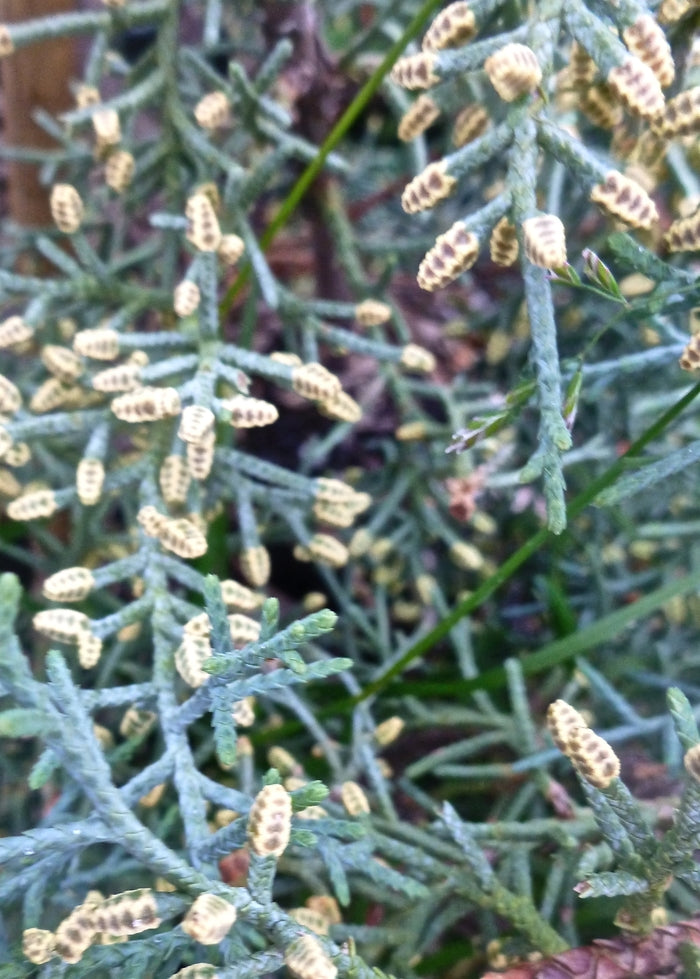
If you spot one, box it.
[0,0,76,227]
[481,916,700,978]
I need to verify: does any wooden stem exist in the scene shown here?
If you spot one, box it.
[0,0,77,227]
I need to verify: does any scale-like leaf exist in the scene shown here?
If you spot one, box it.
[595,440,700,506]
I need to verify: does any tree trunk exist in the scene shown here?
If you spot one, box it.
[0,0,76,227]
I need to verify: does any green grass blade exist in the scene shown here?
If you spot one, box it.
[220,0,443,316]
[387,566,700,698]
[354,380,700,703]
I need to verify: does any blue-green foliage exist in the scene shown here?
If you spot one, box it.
[2,0,700,976]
